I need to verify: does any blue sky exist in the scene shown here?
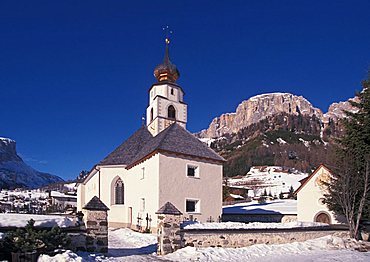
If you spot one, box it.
[1,1,369,181]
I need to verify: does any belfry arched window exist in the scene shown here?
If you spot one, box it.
[168,105,176,120]
[150,108,154,122]
[114,178,124,205]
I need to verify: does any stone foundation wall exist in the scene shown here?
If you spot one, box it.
[66,231,87,251]
[182,229,349,248]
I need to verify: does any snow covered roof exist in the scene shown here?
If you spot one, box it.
[223,200,297,215]
[50,191,77,199]
[0,213,75,228]
[183,221,328,230]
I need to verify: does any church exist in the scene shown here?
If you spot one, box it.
[295,164,345,224]
[77,39,225,231]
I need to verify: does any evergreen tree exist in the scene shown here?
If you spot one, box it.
[325,73,370,239]
[287,186,295,199]
[222,177,231,201]
[279,191,284,199]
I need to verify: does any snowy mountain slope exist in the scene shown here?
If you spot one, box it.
[0,137,63,189]
[227,166,308,197]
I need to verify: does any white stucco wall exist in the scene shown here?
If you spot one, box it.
[147,83,187,136]
[297,166,341,224]
[149,84,184,104]
[77,169,99,211]
[78,152,223,229]
[158,153,223,223]
[79,157,160,230]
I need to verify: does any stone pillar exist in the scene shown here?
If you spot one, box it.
[82,196,110,253]
[156,202,183,255]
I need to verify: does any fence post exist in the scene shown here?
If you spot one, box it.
[156,202,183,255]
[82,196,110,253]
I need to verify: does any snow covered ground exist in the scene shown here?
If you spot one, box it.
[228,166,308,197]
[0,189,48,200]
[0,213,75,228]
[183,221,327,230]
[37,227,370,262]
[223,199,297,215]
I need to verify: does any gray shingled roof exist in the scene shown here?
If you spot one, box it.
[99,123,225,168]
[83,196,110,211]
[128,123,225,167]
[156,202,182,215]
[100,126,153,165]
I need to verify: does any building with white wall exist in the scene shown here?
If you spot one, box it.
[77,39,224,231]
[295,164,344,224]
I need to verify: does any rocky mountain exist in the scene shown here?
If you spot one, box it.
[0,137,63,189]
[198,93,355,139]
[196,93,356,177]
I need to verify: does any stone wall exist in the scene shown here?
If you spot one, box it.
[157,214,183,255]
[182,228,349,248]
[83,209,108,253]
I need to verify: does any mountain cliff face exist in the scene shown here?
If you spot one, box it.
[196,93,356,177]
[198,93,325,138]
[0,137,63,189]
[198,93,356,139]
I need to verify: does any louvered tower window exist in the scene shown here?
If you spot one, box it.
[168,105,176,119]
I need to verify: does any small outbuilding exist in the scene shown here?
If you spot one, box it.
[295,164,344,224]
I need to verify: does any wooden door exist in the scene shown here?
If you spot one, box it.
[315,212,331,224]
[128,207,132,227]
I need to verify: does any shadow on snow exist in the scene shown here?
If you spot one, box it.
[108,244,157,257]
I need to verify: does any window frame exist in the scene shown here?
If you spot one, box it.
[114,178,125,205]
[185,198,200,214]
[140,197,145,212]
[167,105,176,120]
[186,164,200,178]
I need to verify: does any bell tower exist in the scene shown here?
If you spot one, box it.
[146,37,187,136]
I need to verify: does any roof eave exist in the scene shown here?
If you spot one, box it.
[126,149,224,170]
[293,164,332,196]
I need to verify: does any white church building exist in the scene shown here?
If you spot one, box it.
[295,164,344,224]
[77,39,224,231]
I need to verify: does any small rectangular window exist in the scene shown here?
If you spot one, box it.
[141,167,145,180]
[186,199,199,213]
[187,165,199,177]
[140,198,145,211]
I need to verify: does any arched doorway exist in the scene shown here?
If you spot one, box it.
[315,212,331,224]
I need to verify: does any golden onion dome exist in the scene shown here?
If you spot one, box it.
[154,38,180,83]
